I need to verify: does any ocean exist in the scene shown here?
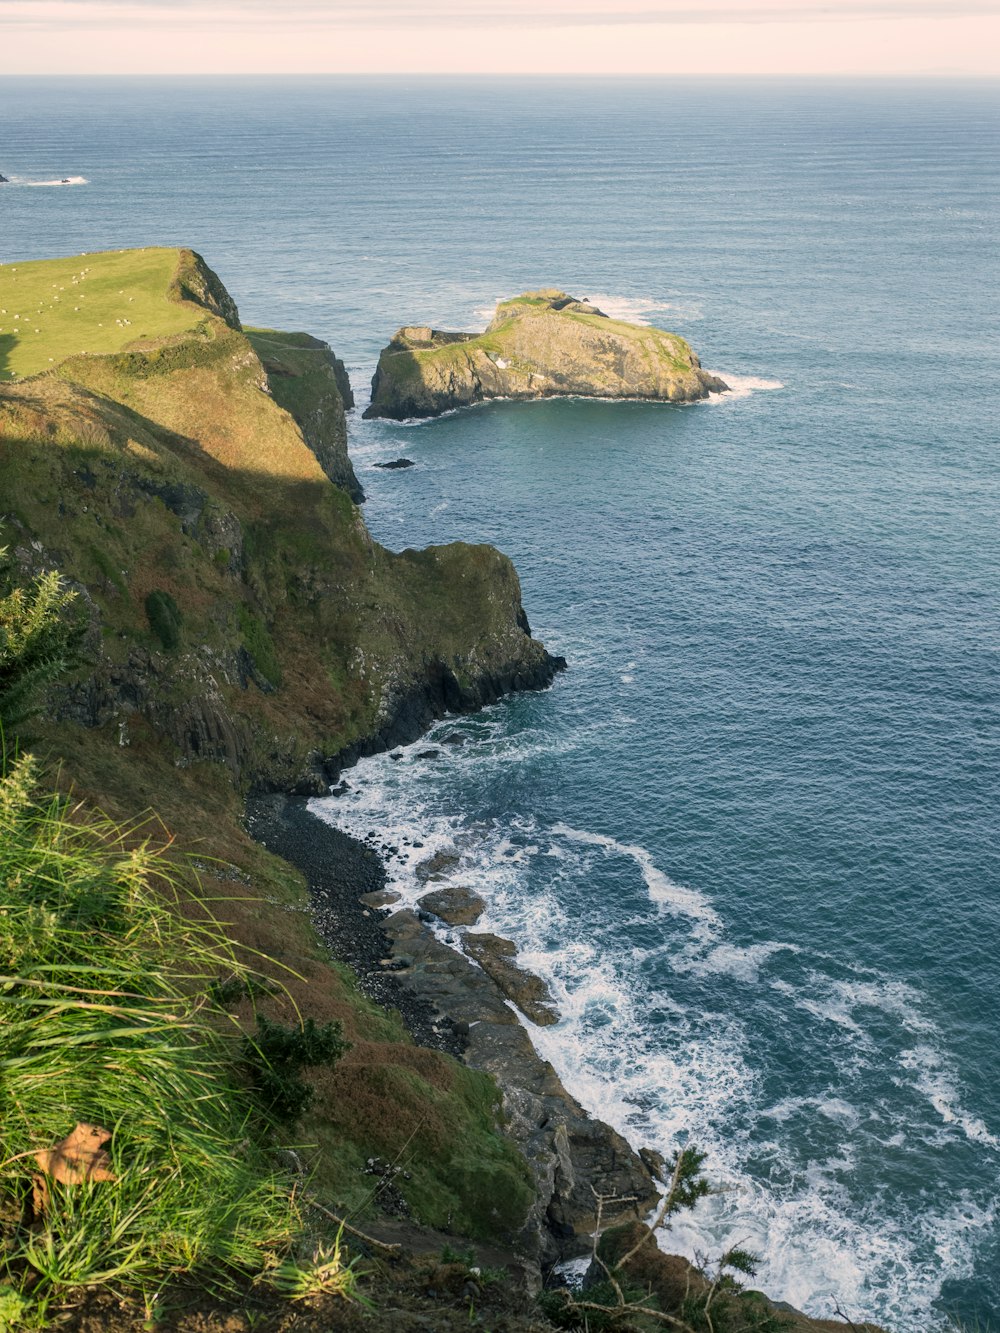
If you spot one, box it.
[2,75,998,1330]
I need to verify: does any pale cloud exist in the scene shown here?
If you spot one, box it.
[5,0,1000,22]
[2,0,999,72]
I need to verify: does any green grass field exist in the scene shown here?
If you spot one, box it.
[0,248,201,381]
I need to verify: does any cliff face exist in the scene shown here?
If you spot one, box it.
[246,327,364,503]
[365,289,728,420]
[0,249,562,799]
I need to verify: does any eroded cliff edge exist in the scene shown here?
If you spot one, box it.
[364,289,728,420]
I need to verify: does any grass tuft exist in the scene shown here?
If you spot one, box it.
[0,753,301,1307]
[268,1225,370,1305]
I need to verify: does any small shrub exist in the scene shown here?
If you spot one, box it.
[440,1244,476,1267]
[539,1280,655,1330]
[0,1284,33,1332]
[269,1226,369,1305]
[0,548,85,742]
[243,1015,349,1125]
[144,588,182,651]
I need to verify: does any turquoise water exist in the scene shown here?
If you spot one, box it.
[3,76,998,1329]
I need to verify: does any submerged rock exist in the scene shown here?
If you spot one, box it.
[364,289,728,420]
[415,848,460,882]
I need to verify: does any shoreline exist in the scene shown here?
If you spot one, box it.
[245,778,886,1333]
[245,787,659,1274]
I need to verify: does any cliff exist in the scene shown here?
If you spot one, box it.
[364,289,728,420]
[0,248,561,799]
[0,251,878,1333]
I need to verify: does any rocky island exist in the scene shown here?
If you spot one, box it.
[364,288,728,420]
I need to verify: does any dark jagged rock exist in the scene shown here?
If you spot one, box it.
[365,289,729,421]
[462,932,560,1027]
[245,792,658,1274]
[374,457,416,469]
[383,909,659,1269]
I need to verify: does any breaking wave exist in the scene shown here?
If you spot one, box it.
[308,714,997,1332]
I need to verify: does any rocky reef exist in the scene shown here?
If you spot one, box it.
[364,289,728,420]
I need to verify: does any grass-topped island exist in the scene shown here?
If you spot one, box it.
[364,289,728,420]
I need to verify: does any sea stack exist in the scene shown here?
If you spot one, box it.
[364,289,728,420]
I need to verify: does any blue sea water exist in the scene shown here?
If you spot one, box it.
[3,75,999,1330]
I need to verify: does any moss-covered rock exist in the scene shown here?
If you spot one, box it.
[365,289,728,420]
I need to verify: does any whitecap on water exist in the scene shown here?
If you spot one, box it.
[308,726,996,1331]
[13,175,89,187]
[674,939,801,984]
[900,1046,1000,1149]
[550,822,723,939]
[705,372,785,401]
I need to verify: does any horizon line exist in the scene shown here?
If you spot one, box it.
[3,69,997,78]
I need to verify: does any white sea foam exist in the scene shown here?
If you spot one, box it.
[706,372,785,401]
[901,1046,1000,1149]
[761,1094,861,1130]
[12,175,88,187]
[674,940,800,984]
[586,293,704,325]
[550,822,722,938]
[307,726,995,1331]
[787,973,936,1040]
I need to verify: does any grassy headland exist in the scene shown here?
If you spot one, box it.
[0,248,234,381]
[0,246,557,1325]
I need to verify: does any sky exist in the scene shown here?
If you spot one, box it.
[3,0,1000,76]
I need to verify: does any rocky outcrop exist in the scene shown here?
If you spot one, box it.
[247,328,365,503]
[168,247,243,331]
[382,909,659,1269]
[462,933,560,1026]
[418,885,486,926]
[364,289,728,420]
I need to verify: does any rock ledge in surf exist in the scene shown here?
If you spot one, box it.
[462,932,560,1027]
